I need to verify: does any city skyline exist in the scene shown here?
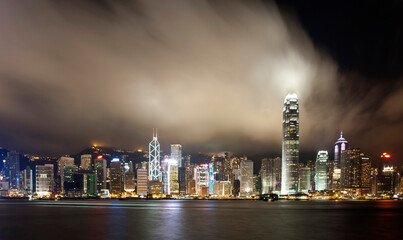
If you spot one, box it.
[0,1,402,240]
[0,0,401,164]
[1,118,400,199]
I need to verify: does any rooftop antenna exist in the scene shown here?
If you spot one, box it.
[152,128,158,139]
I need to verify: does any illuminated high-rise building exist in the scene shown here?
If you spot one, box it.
[185,156,195,194]
[208,163,215,195]
[315,151,329,191]
[4,151,20,190]
[333,132,348,189]
[35,164,54,196]
[94,156,107,193]
[377,153,395,194]
[179,167,186,195]
[110,158,122,195]
[170,144,182,168]
[260,157,281,194]
[194,164,209,195]
[223,152,231,181]
[240,159,253,197]
[124,162,135,192]
[63,165,78,196]
[281,93,299,195]
[213,181,232,197]
[58,156,75,175]
[58,156,75,194]
[334,132,348,169]
[149,130,162,181]
[80,154,92,170]
[168,159,179,195]
[136,168,148,196]
[149,180,163,195]
[340,148,371,192]
[299,166,311,193]
[161,157,169,194]
[22,166,33,195]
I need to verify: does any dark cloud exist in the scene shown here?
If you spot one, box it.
[0,0,402,164]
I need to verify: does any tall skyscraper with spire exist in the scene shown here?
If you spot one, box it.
[334,132,348,169]
[281,93,299,195]
[149,129,162,181]
[332,132,348,190]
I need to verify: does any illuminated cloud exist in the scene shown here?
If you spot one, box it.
[0,0,401,160]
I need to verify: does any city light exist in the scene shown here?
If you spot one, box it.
[0,94,400,206]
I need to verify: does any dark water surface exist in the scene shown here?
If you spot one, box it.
[0,199,402,240]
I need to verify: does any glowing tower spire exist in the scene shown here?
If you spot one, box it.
[149,129,162,181]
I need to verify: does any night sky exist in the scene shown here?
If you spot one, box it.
[0,0,402,164]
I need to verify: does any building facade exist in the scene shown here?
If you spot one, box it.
[170,144,182,168]
[110,159,122,195]
[260,157,281,194]
[94,156,107,193]
[240,159,253,197]
[36,164,54,196]
[281,93,299,195]
[4,151,20,190]
[80,154,92,170]
[340,148,371,192]
[299,166,311,193]
[137,169,148,196]
[315,150,329,191]
[58,156,75,194]
[333,132,348,190]
[194,164,209,195]
[149,130,162,181]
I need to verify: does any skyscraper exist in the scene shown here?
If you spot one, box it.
[260,157,281,194]
[208,163,215,195]
[161,157,169,194]
[315,150,329,191]
[94,156,107,193]
[334,132,348,169]
[80,154,92,170]
[110,158,122,196]
[179,167,186,195]
[35,164,54,196]
[281,93,299,195]
[124,162,135,193]
[63,165,78,196]
[333,132,348,190]
[137,168,148,196]
[22,166,33,195]
[149,180,163,195]
[4,151,20,190]
[58,156,75,194]
[168,159,179,195]
[240,159,253,197]
[223,152,231,181]
[340,148,371,193]
[377,153,395,194]
[170,144,182,168]
[149,130,162,181]
[194,164,209,195]
[299,166,311,193]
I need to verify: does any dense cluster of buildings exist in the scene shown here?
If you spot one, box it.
[0,94,402,199]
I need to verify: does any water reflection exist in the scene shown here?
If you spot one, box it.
[0,200,402,240]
